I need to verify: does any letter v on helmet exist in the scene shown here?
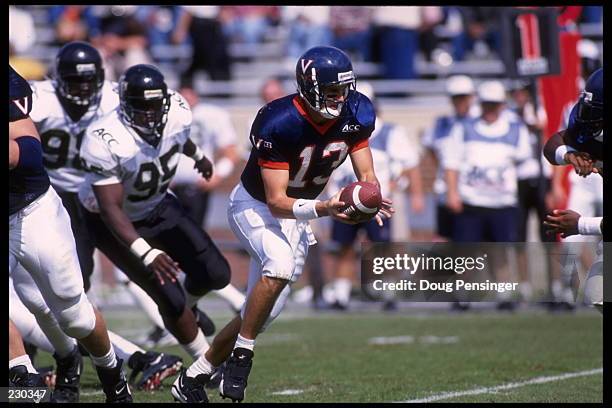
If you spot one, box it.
[301,59,313,74]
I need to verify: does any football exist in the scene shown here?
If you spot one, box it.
[339,181,382,222]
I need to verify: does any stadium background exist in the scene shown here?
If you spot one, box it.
[8,6,603,402]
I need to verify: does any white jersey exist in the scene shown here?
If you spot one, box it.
[78,90,192,221]
[173,103,238,185]
[29,80,119,193]
[327,121,418,198]
[441,115,531,208]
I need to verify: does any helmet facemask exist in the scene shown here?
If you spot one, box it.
[120,95,170,146]
[300,78,356,119]
[57,72,104,108]
[576,90,603,139]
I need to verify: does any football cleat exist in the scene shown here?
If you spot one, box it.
[128,351,183,391]
[171,369,210,403]
[193,306,216,337]
[50,346,82,402]
[94,359,133,403]
[9,365,46,388]
[205,361,225,390]
[219,348,254,402]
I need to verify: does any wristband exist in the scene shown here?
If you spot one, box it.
[555,145,577,165]
[214,157,234,179]
[292,199,320,220]
[578,217,603,236]
[130,238,152,259]
[143,248,164,266]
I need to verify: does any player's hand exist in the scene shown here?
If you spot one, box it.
[446,191,463,214]
[148,252,180,285]
[543,209,581,238]
[374,197,395,227]
[564,151,598,177]
[325,189,359,225]
[194,156,214,180]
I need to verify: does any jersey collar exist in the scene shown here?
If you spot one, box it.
[292,96,338,135]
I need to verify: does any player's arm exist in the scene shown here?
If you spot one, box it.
[348,146,395,225]
[183,138,213,180]
[9,117,43,171]
[261,167,355,223]
[543,130,598,177]
[93,182,180,285]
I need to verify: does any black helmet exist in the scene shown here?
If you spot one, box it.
[296,46,356,119]
[118,64,170,146]
[54,41,105,107]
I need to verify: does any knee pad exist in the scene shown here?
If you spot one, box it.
[583,261,603,306]
[55,293,96,339]
[154,280,187,319]
[184,250,232,295]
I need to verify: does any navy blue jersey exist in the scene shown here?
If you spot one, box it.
[9,65,50,215]
[9,65,33,122]
[241,91,375,202]
[565,103,603,161]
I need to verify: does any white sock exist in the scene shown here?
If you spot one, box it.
[234,334,255,352]
[184,290,201,310]
[181,330,210,359]
[519,282,533,301]
[186,355,216,378]
[9,355,37,373]
[126,281,166,329]
[90,346,118,369]
[214,284,246,311]
[334,278,352,306]
[108,330,144,361]
[35,314,78,359]
[551,280,562,300]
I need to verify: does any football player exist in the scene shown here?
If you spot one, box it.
[543,67,603,313]
[9,64,133,403]
[78,64,232,376]
[15,41,183,393]
[172,46,394,403]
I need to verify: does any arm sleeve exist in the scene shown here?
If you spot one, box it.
[251,108,289,170]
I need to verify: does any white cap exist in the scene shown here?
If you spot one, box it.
[357,81,375,101]
[477,80,506,103]
[445,75,475,96]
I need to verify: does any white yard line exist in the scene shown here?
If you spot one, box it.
[396,368,603,403]
[271,389,304,396]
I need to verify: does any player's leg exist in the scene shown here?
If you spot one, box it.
[9,319,46,387]
[330,220,360,310]
[15,188,131,402]
[83,206,208,360]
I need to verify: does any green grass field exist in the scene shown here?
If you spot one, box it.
[35,308,603,403]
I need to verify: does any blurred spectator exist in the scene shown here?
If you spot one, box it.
[284,6,332,60]
[372,6,424,79]
[452,7,502,61]
[9,6,46,80]
[172,6,231,83]
[221,6,280,45]
[133,6,184,61]
[9,6,37,55]
[417,6,444,62]
[260,76,287,104]
[329,6,374,62]
[171,85,241,224]
[86,6,153,81]
[48,6,90,44]
[327,82,424,311]
[421,75,477,241]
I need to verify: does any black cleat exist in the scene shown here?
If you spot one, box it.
[51,347,82,403]
[171,369,209,403]
[205,361,225,390]
[193,307,216,336]
[9,365,46,388]
[128,351,183,391]
[219,348,253,402]
[95,359,133,403]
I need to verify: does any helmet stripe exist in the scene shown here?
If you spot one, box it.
[311,67,319,111]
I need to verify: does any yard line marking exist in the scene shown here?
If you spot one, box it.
[271,389,304,396]
[396,368,603,403]
[81,390,104,396]
[368,335,459,345]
